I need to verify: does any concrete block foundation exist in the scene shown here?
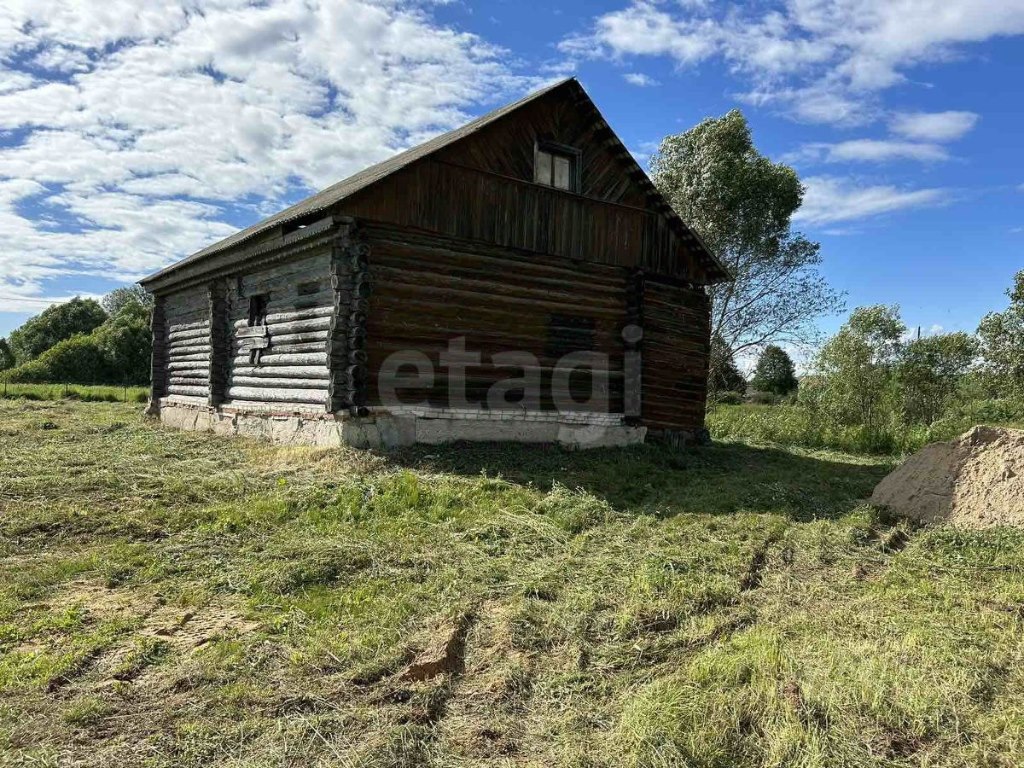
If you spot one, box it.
[156,399,647,450]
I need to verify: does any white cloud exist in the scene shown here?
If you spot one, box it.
[0,0,522,309]
[794,176,949,225]
[890,111,980,141]
[785,139,949,164]
[563,1,1024,125]
[0,292,104,314]
[623,72,660,87]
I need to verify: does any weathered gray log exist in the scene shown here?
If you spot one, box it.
[150,296,168,402]
[233,316,332,336]
[167,342,211,356]
[165,308,210,326]
[167,324,209,340]
[236,252,331,295]
[243,342,325,357]
[269,290,335,309]
[168,358,210,370]
[168,385,209,397]
[167,317,209,331]
[230,365,329,379]
[262,330,330,346]
[231,306,333,330]
[208,280,230,406]
[165,294,209,315]
[168,353,210,363]
[230,377,329,389]
[231,352,328,367]
[170,375,209,387]
[226,387,327,404]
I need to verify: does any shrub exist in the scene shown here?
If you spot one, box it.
[8,298,107,363]
[4,334,112,384]
[94,302,152,385]
[713,391,745,405]
[746,390,781,406]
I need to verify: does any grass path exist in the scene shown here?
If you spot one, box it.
[1,400,1023,767]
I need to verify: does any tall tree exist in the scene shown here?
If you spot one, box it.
[650,110,843,379]
[977,270,1024,398]
[0,338,13,371]
[709,335,747,395]
[750,344,799,396]
[896,332,978,424]
[94,300,152,384]
[813,305,905,430]
[7,298,107,363]
[102,284,153,317]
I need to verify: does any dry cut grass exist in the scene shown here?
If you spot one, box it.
[1,400,1023,767]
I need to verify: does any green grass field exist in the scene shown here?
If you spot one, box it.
[2,400,1023,767]
[707,401,1024,456]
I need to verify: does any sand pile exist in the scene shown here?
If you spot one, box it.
[871,426,1024,528]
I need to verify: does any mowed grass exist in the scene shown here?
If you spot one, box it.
[1,401,1023,767]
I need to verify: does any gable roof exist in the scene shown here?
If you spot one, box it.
[142,78,730,286]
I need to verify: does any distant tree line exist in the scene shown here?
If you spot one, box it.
[0,286,153,385]
[712,270,1024,451]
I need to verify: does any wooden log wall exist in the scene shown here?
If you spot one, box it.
[641,276,712,434]
[225,251,333,410]
[344,158,711,284]
[164,285,211,400]
[432,88,651,209]
[363,224,626,412]
[327,220,371,412]
[623,269,644,424]
[150,296,168,402]
[208,281,230,406]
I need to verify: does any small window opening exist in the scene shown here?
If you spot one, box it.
[248,294,268,327]
[247,294,269,365]
[535,143,580,192]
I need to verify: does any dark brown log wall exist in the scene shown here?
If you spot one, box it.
[432,89,650,209]
[224,251,333,409]
[342,159,710,283]
[641,276,712,434]
[164,285,211,401]
[150,296,168,402]
[363,224,627,412]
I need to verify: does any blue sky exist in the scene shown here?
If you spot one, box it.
[0,0,1021,342]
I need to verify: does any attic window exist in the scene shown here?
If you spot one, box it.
[535,142,580,192]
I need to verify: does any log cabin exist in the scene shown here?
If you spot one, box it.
[140,78,731,449]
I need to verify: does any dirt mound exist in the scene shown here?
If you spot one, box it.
[871,426,1024,527]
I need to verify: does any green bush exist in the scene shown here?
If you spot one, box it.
[2,294,152,386]
[712,390,744,405]
[5,334,112,384]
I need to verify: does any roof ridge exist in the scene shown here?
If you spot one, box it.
[142,76,730,286]
[142,78,580,285]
